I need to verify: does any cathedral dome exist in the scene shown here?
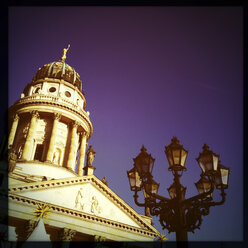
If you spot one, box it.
[32,61,82,91]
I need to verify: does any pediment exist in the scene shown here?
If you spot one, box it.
[9,175,157,234]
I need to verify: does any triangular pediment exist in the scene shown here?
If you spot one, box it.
[9,175,158,234]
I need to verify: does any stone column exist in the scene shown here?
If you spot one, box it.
[46,113,61,162]
[77,131,88,176]
[8,114,19,149]
[67,121,79,171]
[21,111,39,161]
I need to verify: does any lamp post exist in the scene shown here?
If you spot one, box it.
[127,137,230,246]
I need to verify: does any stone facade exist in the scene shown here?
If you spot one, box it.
[5,49,159,245]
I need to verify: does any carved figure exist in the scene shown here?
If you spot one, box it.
[101,176,108,186]
[52,149,60,164]
[90,196,101,215]
[8,149,17,172]
[61,44,70,62]
[75,188,84,210]
[86,145,96,167]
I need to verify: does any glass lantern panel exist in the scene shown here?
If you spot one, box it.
[212,154,219,171]
[220,168,228,185]
[149,158,155,174]
[199,161,206,173]
[200,155,213,172]
[142,162,149,174]
[180,149,187,167]
[129,177,136,188]
[166,149,174,167]
[172,149,180,165]
[128,171,136,188]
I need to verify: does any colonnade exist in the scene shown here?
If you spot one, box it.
[8,111,89,175]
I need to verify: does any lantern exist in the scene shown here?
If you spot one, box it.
[196,144,219,176]
[195,176,212,197]
[214,162,230,189]
[133,145,155,179]
[143,178,160,198]
[127,167,142,191]
[165,137,188,172]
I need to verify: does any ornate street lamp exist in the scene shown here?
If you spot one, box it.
[127,137,230,244]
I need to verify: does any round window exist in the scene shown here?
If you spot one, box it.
[65,91,71,97]
[49,87,56,93]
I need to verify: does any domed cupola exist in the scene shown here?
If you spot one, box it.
[8,45,93,180]
[31,59,82,92]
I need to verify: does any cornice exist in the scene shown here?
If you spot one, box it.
[9,175,159,235]
[9,97,93,138]
[7,192,157,238]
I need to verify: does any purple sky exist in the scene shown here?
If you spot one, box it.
[9,7,243,242]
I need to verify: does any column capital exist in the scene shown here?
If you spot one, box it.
[94,235,106,242]
[59,228,76,241]
[54,112,61,121]
[13,113,20,122]
[80,131,88,139]
[71,121,80,129]
[30,110,39,118]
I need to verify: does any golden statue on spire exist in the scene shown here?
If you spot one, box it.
[61,44,70,62]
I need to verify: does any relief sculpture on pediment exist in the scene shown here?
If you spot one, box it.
[74,188,85,211]
[91,196,102,215]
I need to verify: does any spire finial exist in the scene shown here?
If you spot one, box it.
[61,44,70,62]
